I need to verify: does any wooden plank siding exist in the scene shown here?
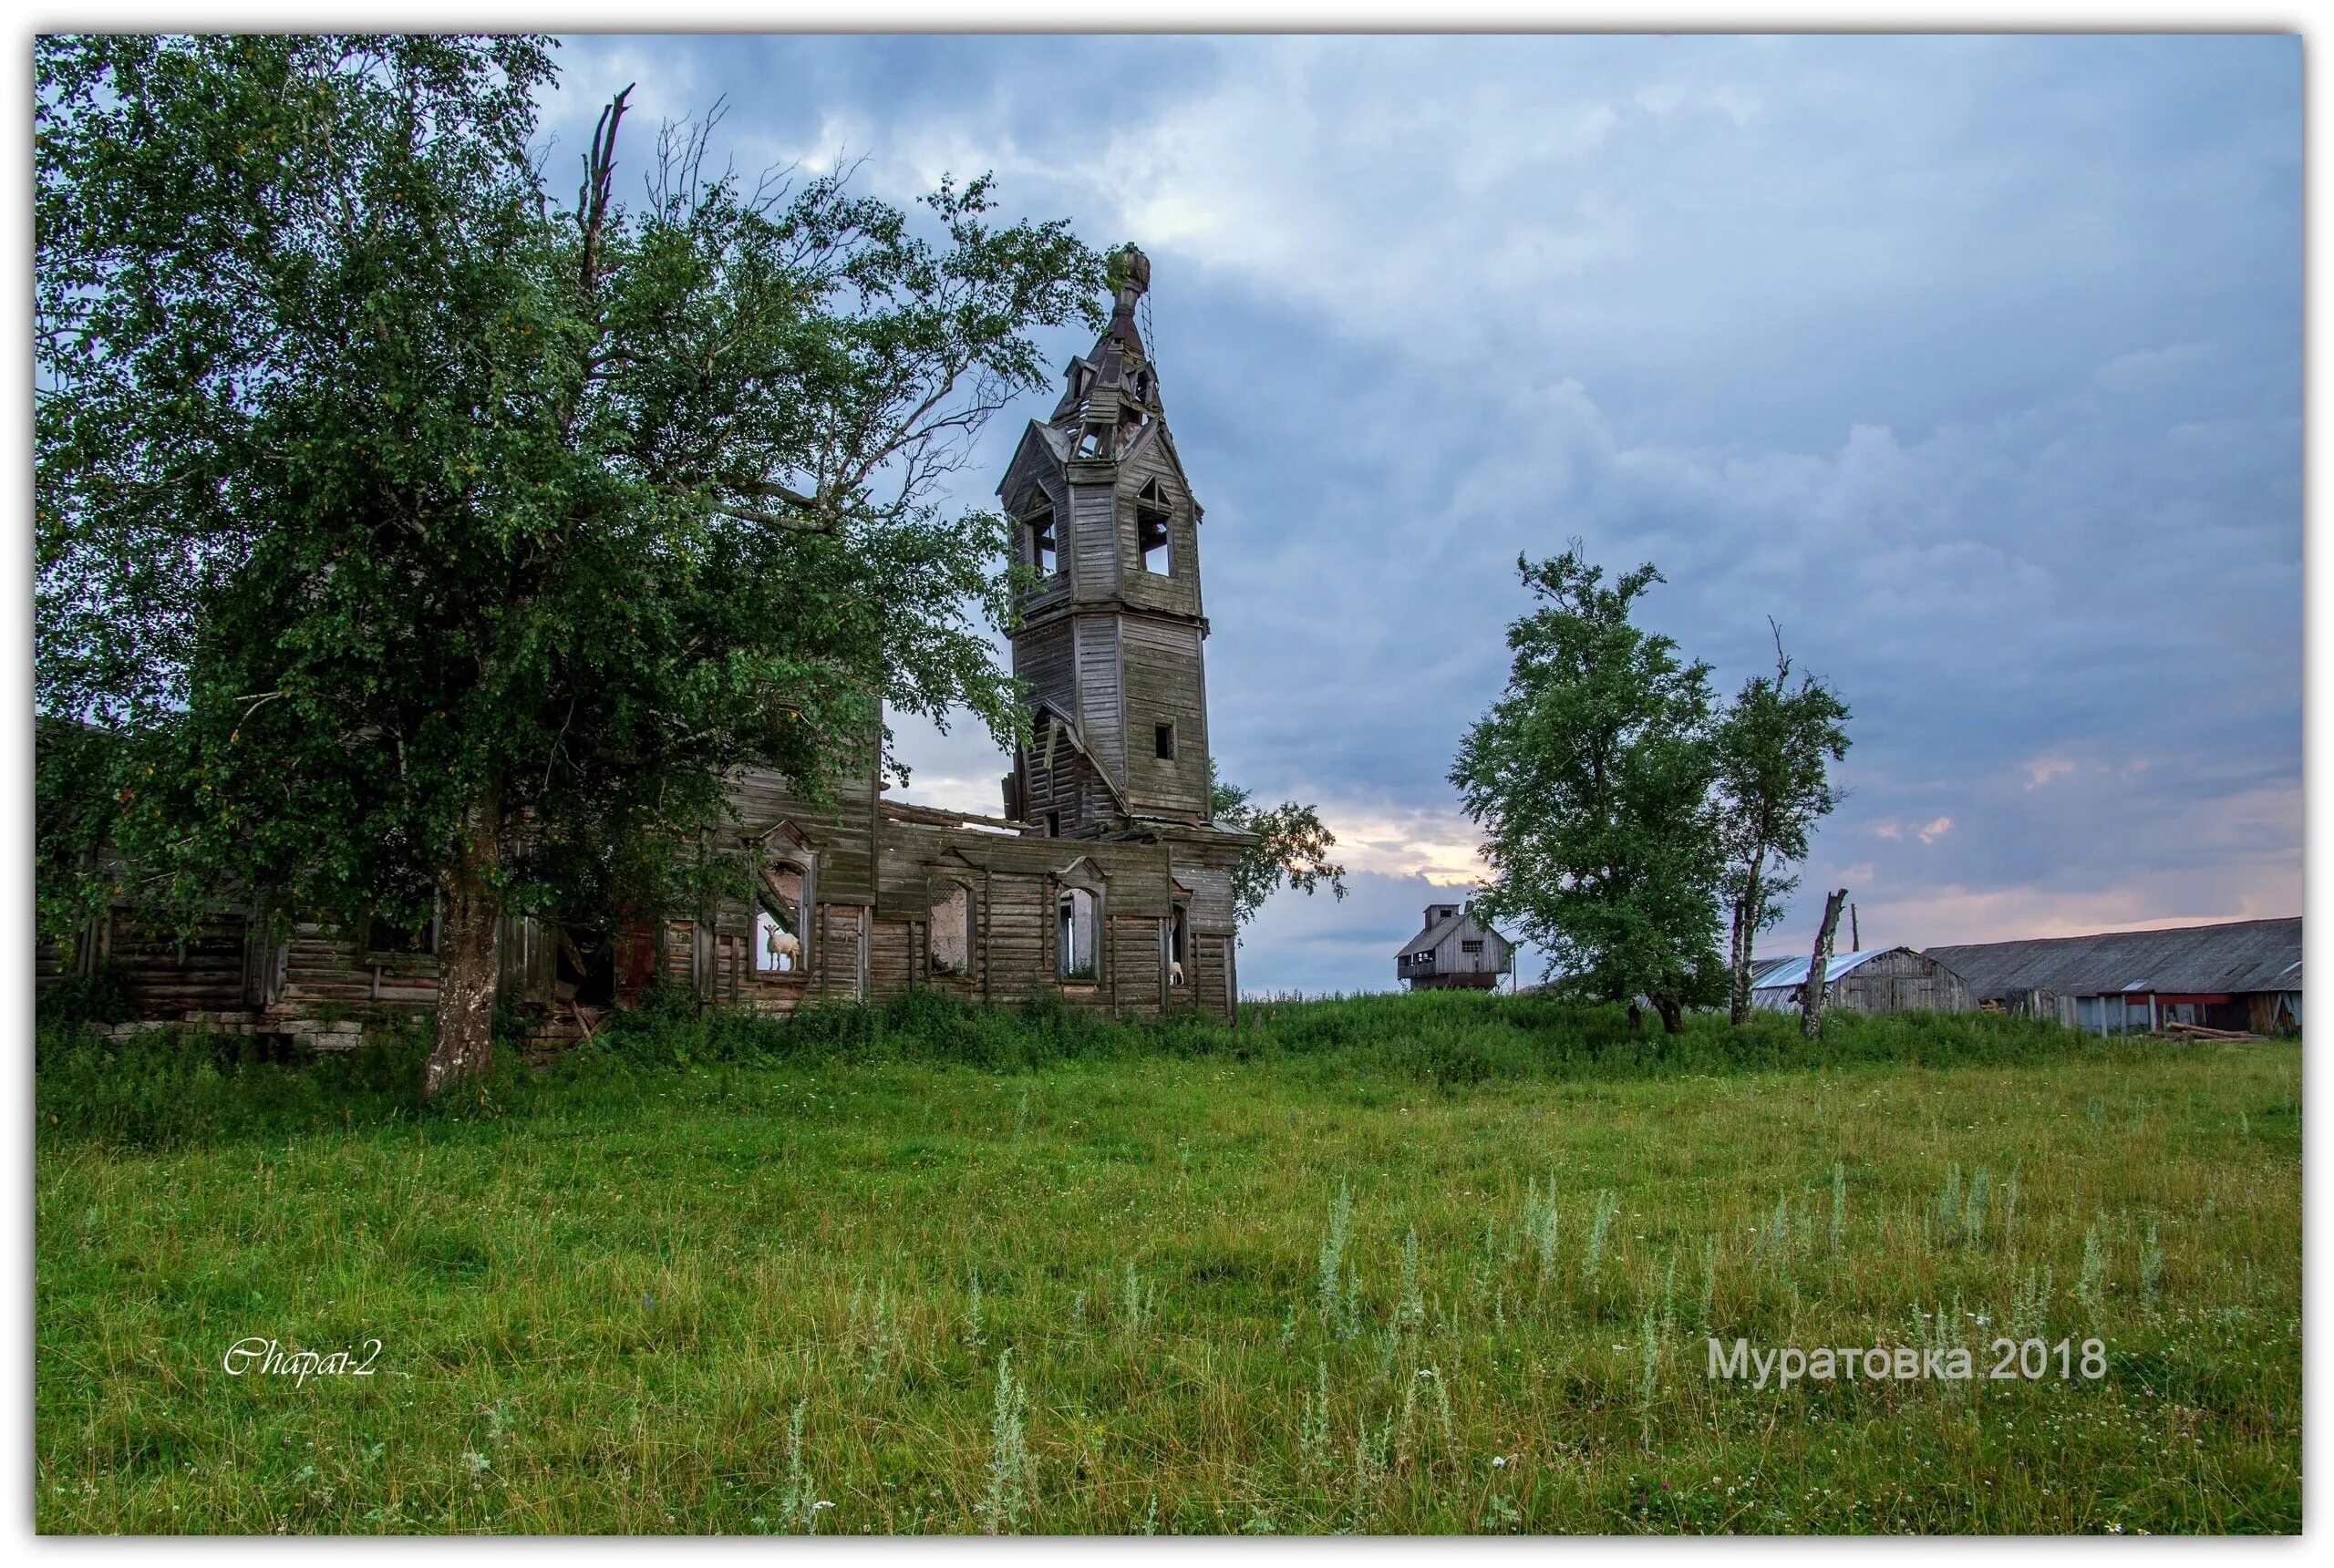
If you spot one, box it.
[1120,615,1212,818]
[1069,480,1121,603]
[1072,615,1126,788]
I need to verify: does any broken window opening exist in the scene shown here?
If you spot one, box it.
[1135,479,1173,574]
[1154,721,1176,760]
[556,926,617,1006]
[1075,424,1110,459]
[1170,905,1189,987]
[1047,810,1062,839]
[366,911,437,954]
[1461,938,1484,956]
[1058,887,1098,982]
[756,860,808,974]
[1025,502,1058,578]
[930,882,972,975]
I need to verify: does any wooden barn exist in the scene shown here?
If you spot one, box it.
[39,247,1258,1042]
[1395,903,1515,991]
[1748,946,1973,1016]
[1925,917,2301,1036]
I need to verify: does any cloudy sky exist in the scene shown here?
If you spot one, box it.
[538,33,2300,995]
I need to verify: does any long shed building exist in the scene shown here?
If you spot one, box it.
[1924,916,2301,1035]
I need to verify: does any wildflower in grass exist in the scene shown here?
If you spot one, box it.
[1337,1262,1364,1344]
[1348,1407,1392,1531]
[1522,1172,1562,1284]
[2078,1223,2106,1324]
[1430,1367,1455,1451]
[979,1348,1031,1534]
[2140,1219,2165,1311]
[1636,1305,1660,1449]
[1764,1192,1791,1266]
[777,1398,824,1533]
[964,1267,986,1347]
[1121,1260,1151,1339]
[2010,1264,2054,1340]
[1585,1189,1618,1288]
[1467,1218,1498,1315]
[1397,1227,1426,1333]
[1394,1371,1420,1467]
[1965,1165,1990,1247]
[1297,1358,1333,1475]
[1317,1178,1353,1326]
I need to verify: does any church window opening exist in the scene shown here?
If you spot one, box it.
[756,859,808,974]
[931,882,972,975]
[1025,502,1058,577]
[1136,479,1173,574]
[1154,721,1176,760]
[1058,887,1098,981]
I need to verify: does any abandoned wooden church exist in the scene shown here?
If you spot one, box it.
[40,248,1259,1043]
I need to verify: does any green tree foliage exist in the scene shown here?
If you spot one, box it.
[1712,625,1853,1024]
[1208,762,1348,931]
[1451,546,1727,1033]
[35,35,1106,1096]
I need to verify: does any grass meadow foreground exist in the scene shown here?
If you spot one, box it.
[35,993,2300,1533]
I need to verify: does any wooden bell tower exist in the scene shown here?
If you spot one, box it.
[997,245,1216,836]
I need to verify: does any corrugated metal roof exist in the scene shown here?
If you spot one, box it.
[1923,917,2300,1000]
[1748,948,1900,993]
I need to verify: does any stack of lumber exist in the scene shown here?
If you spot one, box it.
[2155,1020,2267,1042]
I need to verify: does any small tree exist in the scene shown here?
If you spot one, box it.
[1712,624,1853,1024]
[1451,545,1723,1033]
[36,35,1105,1096]
[1209,763,1348,931]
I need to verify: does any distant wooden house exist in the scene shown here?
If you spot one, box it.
[38,247,1261,1042]
[1748,946,1972,1016]
[1396,903,1514,991]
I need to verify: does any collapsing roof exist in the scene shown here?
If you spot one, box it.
[1748,948,1903,992]
[1923,917,2301,1000]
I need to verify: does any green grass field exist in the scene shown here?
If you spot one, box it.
[35,994,2301,1533]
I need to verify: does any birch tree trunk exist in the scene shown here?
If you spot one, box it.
[1729,861,1763,1026]
[422,780,504,1100]
[1800,886,1847,1041]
